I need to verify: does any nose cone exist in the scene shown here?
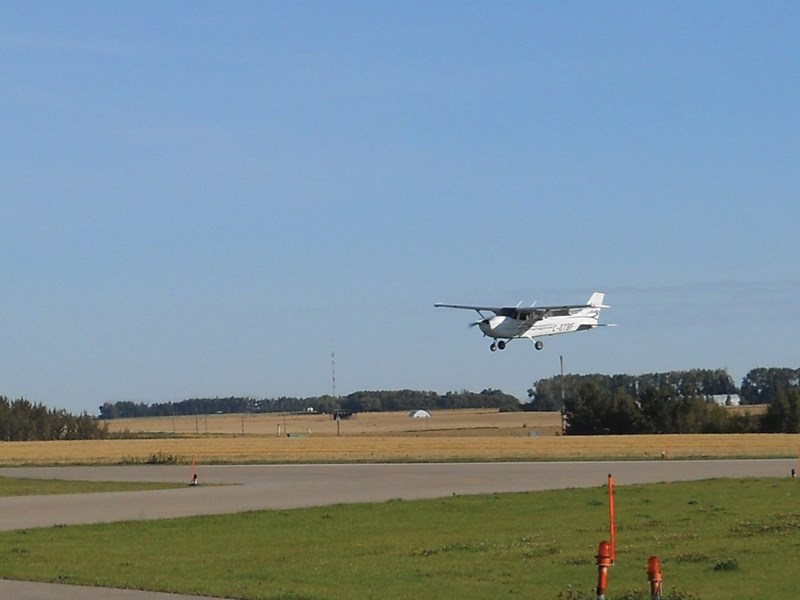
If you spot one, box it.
[478,316,504,336]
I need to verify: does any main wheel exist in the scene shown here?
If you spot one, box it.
[534,340,544,350]
[498,340,506,350]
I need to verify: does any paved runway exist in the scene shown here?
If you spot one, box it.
[0,459,794,599]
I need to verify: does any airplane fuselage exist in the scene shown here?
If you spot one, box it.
[477,311,600,341]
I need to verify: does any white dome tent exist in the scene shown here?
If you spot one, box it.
[408,410,431,418]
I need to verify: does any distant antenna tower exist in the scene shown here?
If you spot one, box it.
[331,351,337,398]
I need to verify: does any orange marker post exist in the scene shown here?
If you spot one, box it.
[190,454,198,486]
[595,540,612,600]
[608,474,616,564]
[647,556,663,599]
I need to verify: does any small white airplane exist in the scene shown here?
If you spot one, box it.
[435,292,613,352]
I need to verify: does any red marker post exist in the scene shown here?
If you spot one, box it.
[595,540,613,600]
[647,556,663,599]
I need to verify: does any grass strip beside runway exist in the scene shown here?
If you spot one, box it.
[0,478,798,599]
[0,477,185,497]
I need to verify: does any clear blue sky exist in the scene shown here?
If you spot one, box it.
[2,2,798,414]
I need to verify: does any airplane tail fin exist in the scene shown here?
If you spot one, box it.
[587,292,609,308]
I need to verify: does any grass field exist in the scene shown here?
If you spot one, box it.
[0,409,793,466]
[0,478,797,599]
[0,477,183,497]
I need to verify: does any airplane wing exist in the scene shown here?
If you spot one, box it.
[436,293,607,319]
[434,303,586,319]
[433,303,504,315]
[514,303,591,317]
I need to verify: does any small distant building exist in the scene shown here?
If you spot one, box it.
[711,394,741,407]
[409,409,431,418]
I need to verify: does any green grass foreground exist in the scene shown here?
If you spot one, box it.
[0,476,184,497]
[1,478,799,599]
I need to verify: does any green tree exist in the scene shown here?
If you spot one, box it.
[741,368,800,405]
[0,396,106,441]
[761,389,800,432]
[563,382,613,434]
[608,388,642,434]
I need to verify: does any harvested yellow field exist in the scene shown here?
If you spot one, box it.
[0,408,796,466]
[0,434,798,467]
[726,403,767,416]
[105,409,562,437]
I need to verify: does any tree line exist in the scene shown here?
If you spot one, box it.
[0,396,108,441]
[98,388,521,420]
[526,367,800,434]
